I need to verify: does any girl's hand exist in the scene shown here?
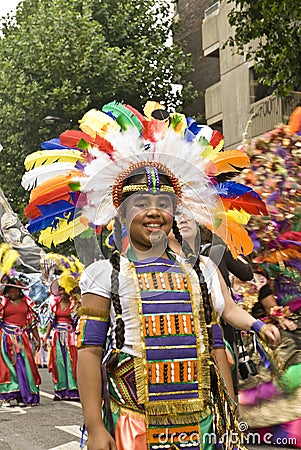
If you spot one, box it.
[261,324,281,347]
[87,425,117,450]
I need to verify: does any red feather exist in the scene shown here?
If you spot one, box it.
[210,130,224,148]
[25,190,75,219]
[60,130,114,155]
[222,192,268,216]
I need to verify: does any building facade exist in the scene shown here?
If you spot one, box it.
[175,0,301,149]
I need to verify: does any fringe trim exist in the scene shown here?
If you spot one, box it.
[211,360,247,450]
[148,407,211,425]
[77,306,110,320]
[145,398,207,416]
[127,262,148,405]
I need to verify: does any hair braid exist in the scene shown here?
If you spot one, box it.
[106,217,125,373]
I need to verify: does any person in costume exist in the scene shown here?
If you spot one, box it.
[42,254,83,401]
[0,243,41,406]
[22,101,280,450]
[35,300,50,368]
[234,107,301,447]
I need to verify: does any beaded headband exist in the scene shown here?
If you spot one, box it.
[112,162,182,208]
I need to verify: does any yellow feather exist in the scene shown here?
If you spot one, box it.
[24,150,84,171]
[38,217,88,248]
[225,209,251,225]
[0,243,12,263]
[78,108,120,140]
[0,243,20,276]
[200,145,220,161]
[143,101,166,120]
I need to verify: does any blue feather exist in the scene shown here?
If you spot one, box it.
[28,201,75,233]
[216,181,260,198]
[41,138,75,150]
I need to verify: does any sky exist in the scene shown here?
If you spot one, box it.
[0,0,21,18]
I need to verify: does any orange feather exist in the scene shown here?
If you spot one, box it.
[208,218,254,258]
[213,150,250,175]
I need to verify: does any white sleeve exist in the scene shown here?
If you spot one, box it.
[79,260,112,299]
[199,256,225,316]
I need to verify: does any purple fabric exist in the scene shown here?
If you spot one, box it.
[146,347,197,360]
[134,259,182,274]
[15,352,34,405]
[251,319,265,335]
[145,335,196,347]
[142,302,192,314]
[239,381,280,406]
[149,382,198,393]
[81,319,109,347]
[140,291,190,301]
[212,323,225,348]
[149,392,199,401]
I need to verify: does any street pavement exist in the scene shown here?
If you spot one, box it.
[0,368,86,450]
[0,369,294,449]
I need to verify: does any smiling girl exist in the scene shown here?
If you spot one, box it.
[22,101,281,450]
[76,166,280,450]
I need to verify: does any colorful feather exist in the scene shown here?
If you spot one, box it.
[222,191,268,216]
[78,108,120,140]
[41,138,72,150]
[21,162,77,190]
[102,101,143,134]
[38,216,88,248]
[0,243,20,277]
[27,201,76,233]
[213,149,250,175]
[60,129,115,156]
[288,106,301,134]
[208,216,254,257]
[24,150,84,170]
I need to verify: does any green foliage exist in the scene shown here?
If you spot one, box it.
[225,0,301,97]
[0,0,196,253]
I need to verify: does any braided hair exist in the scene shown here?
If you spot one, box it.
[106,216,125,373]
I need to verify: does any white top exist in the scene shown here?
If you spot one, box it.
[80,255,225,357]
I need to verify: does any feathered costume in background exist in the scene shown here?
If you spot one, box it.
[239,107,301,312]
[22,101,267,259]
[236,107,301,447]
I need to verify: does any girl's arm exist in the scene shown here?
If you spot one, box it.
[77,292,116,450]
[42,321,52,350]
[218,270,281,346]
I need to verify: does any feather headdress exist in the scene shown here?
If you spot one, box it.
[43,252,84,295]
[22,100,267,257]
[0,243,20,280]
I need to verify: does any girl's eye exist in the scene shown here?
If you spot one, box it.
[135,202,148,208]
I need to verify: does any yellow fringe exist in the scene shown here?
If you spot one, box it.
[77,306,110,320]
[148,407,211,425]
[146,398,206,416]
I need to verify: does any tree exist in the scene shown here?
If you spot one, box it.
[226,0,301,97]
[0,0,196,225]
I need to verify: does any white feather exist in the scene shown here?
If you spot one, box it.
[21,162,76,190]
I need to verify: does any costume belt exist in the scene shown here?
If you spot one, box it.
[54,322,74,332]
[1,321,24,336]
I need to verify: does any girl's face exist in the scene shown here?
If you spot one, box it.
[177,213,198,245]
[6,286,22,300]
[123,193,174,252]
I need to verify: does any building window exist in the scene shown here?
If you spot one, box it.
[209,119,223,135]
[249,67,275,104]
